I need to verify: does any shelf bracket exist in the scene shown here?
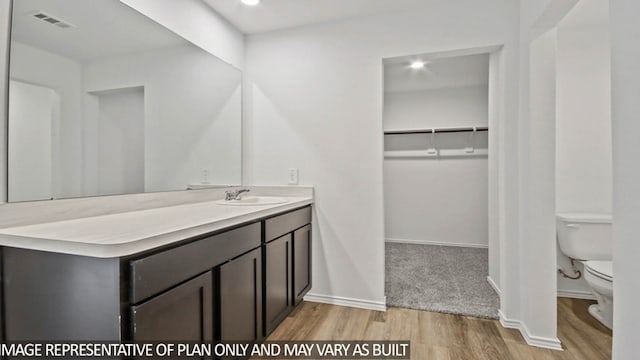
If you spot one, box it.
[427,129,437,155]
[464,127,476,153]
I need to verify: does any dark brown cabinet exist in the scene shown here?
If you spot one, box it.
[128,223,261,344]
[264,234,293,335]
[130,224,260,304]
[220,247,262,342]
[132,272,213,342]
[293,224,312,306]
[1,205,312,344]
[263,206,312,337]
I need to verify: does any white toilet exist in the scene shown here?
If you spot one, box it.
[556,213,613,329]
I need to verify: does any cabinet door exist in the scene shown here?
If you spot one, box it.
[264,234,292,335]
[132,272,213,342]
[220,247,262,342]
[293,224,312,306]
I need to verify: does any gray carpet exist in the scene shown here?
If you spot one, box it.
[385,243,499,319]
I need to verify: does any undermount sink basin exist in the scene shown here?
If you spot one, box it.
[216,196,288,206]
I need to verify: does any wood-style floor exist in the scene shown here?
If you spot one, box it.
[267,298,612,359]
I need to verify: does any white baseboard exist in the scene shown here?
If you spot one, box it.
[385,238,488,248]
[499,310,563,351]
[557,289,596,300]
[304,293,387,312]
[498,310,521,329]
[487,276,502,296]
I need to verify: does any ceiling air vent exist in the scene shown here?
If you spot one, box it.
[30,11,75,29]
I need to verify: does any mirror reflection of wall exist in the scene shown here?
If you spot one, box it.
[8,0,242,202]
[8,80,58,202]
[91,86,145,196]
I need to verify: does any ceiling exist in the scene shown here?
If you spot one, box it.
[204,0,427,34]
[384,53,490,93]
[12,0,187,63]
[560,0,609,29]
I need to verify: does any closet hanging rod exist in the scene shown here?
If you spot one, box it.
[384,126,489,135]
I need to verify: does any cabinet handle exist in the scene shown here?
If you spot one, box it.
[286,241,290,305]
[253,257,258,340]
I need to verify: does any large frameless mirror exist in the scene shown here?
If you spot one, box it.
[7,0,242,202]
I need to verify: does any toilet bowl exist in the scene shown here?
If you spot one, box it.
[556,213,613,329]
[583,260,613,329]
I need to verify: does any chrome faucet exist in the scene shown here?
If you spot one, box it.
[225,188,250,201]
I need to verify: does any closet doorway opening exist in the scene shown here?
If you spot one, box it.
[382,50,499,319]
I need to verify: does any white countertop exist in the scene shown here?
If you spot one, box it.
[0,196,312,258]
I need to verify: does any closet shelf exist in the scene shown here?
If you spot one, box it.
[384,149,489,158]
[384,126,489,135]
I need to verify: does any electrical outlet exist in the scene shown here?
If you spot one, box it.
[287,168,299,185]
[201,168,211,184]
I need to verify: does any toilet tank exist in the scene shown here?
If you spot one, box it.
[556,213,612,261]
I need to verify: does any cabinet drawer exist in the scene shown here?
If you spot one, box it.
[130,223,260,303]
[265,206,311,243]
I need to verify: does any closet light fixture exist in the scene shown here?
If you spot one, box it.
[409,61,426,69]
[241,0,260,5]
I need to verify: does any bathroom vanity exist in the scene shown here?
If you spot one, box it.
[0,190,313,343]
[1,0,312,345]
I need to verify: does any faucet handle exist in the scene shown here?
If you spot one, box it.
[225,188,250,200]
[224,189,238,201]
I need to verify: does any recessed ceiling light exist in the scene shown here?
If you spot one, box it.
[409,61,426,70]
[241,0,260,5]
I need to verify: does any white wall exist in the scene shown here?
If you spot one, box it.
[496,0,580,349]
[516,0,640,355]
[8,81,55,202]
[119,0,244,69]
[610,1,640,358]
[0,1,9,203]
[9,42,240,198]
[556,24,611,297]
[9,42,84,199]
[244,1,519,309]
[384,86,488,130]
[556,25,611,214]
[520,27,559,346]
[83,45,242,192]
[95,88,145,196]
[384,85,489,247]
[384,157,489,246]
[487,50,502,295]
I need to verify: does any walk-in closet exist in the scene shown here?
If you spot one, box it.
[383,52,499,319]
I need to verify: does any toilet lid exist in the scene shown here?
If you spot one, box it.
[557,213,612,223]
[585,260,613,281]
